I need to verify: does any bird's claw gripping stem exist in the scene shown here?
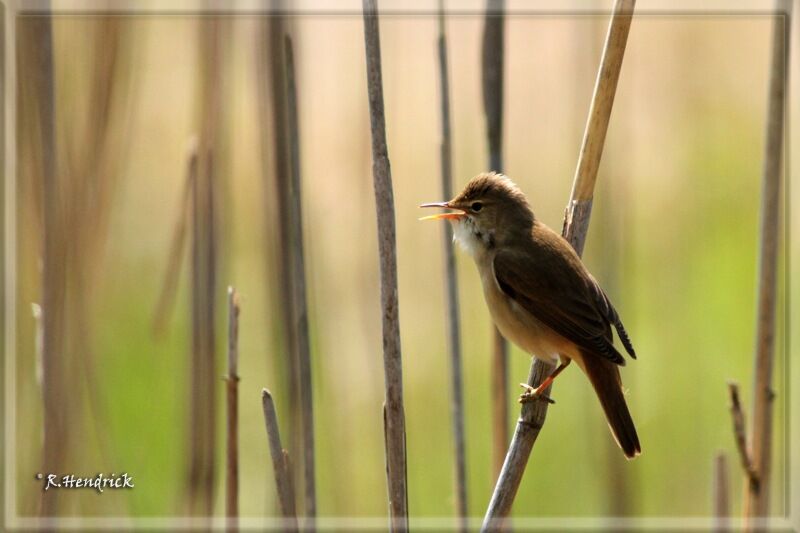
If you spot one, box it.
[518,383,555,404]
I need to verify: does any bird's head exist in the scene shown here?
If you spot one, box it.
[420,172,534,256]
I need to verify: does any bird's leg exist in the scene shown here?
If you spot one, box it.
[519,358,572,404]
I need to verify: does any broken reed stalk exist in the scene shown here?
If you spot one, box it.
[362,0,409,529]
[262,389,299,530]
[225,287,241,530]
[728,382,757,482]
[284,34,317,524]
[481,0,509,481]
[482,1,635,529]
[714,452,730,533]
[742,2,790,525]
[265,1,302,470]
[437,2,468,529]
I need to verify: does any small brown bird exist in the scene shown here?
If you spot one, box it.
[421,172,640,458]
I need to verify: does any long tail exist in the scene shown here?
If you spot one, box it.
[580,351,641,459]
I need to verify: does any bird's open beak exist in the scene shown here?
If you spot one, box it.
[418,202,466,221]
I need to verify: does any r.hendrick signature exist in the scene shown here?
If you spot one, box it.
[36,472,134,493]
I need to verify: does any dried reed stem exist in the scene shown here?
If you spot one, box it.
[437,2,468,529]
[185,17,223,516]
[481,0,509,481]
[482,1,635,529]
[18,8,61,516]
[728,382,757,483]
[566,0,635,248]
[284,34,317,524]
[225,287,241,530]
[482,361,554,532]
[743,2,790,525]
[262,389,299,529]
[21,13,132,516]
[362,1,408,529]
[714,452,730,533]
[188,145,218,515]
[265,3,302,469]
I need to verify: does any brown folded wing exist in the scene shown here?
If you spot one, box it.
[493,243,626,366]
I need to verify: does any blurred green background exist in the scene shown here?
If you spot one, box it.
[8,10,793,528]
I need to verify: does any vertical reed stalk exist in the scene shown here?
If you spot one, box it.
[264,3,302,470]
[186,17,223,516]
[743,2,790,527]
[18,8,60,517]
[284,34,317,525]
[262,389,299,530]
[482,1,635,529]
[481,0,508,481]
[188,145,218,515]
[226,287,241,531]
[362,1,408,529]
[20,12,132,517]
[437,2,468,529]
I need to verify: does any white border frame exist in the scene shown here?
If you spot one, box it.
[2,1,796,530]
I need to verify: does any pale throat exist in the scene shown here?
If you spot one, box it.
[452,217,495,258]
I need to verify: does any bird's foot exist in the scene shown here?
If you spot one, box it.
[518,383,555,404]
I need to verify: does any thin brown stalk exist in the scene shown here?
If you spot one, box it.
[482,1,635,529]
[20,12,133,517]
[18,8,61,517]
[187,145,218,516]
[743,2,790,525]
[437,2,468,529]
[185,17,223,516]
[565,0,635,250]
[15,14,130,523]
[482,0,504,174]
[728,382,757,483]
[482,361,554,532]
[262,389,299,530]
[362,1,408,529]
[263,2,302,470]
[284,34,317,525]
[714,452,730,533]
[226,287,241,530]
[481,0,509,481]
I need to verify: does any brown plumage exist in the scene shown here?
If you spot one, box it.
[421,172,641,458]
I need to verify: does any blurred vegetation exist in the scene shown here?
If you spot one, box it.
[10,12,789,526]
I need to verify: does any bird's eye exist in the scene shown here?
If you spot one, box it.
[471,202,483,212]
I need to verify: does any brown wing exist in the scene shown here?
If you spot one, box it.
[492,230,626,365]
